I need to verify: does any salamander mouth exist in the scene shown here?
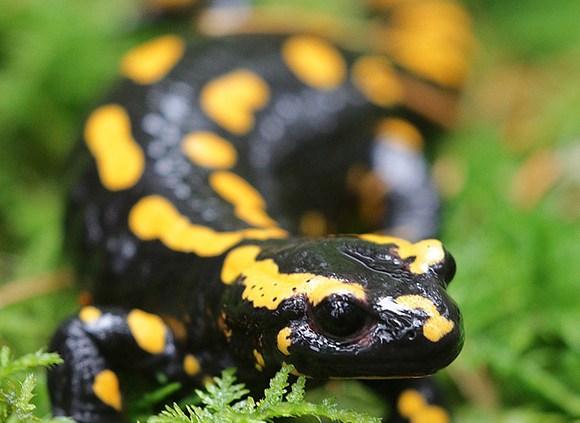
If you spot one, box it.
[288,331,463,379]
[286,303,464,379]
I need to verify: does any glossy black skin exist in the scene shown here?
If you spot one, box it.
[50,33,462,423]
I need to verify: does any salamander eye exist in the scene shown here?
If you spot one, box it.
[312,295,369,339]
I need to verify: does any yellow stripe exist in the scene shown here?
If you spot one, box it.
[129,195,287,257]
[221,245,366,310]
[359,235,445,274]
[210,171,278,228]
[395,295,454,342]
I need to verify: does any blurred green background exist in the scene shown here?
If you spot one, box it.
[1,0,580,421]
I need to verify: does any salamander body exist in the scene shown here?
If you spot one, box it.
[49,2,472,422]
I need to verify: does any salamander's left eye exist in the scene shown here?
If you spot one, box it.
[312,295,369,339]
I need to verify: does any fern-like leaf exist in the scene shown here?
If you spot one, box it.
[148,365,381,423]
[0,347,69,423]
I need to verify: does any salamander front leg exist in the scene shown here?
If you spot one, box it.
[48,306,187,423]
[364,377,450,423]
[371,118,440,241]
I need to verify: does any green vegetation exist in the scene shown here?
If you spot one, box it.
[0,346,68,423]
[0,352,378,423]
[150,365,379,423]
[1,0,580,421]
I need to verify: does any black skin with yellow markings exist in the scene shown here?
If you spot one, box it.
[49,27,465,423]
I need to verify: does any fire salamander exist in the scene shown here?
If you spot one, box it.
[48,1,473,422]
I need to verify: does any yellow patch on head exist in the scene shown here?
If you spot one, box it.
[84,104,145,191]
[120,35,185,85]
[282,35,346,90]
[127,309,167,354]
[210,171,278,228]
[397,389,450,423]
[93,369,122,411]
[201,69,270,135]
[221,245,262,284]
[79,306,102,323]
[222,247,366,310]
[359,235,445,274]
[395,295,454,342]
[276,327,292,356]
[183,354,201,376]
[129,195,287,257]
[352,56,402,107]
[181,132,237,169]
[376,118,424,151]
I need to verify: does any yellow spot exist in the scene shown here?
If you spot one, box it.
[282,35,346,90]
[127,309,167,354]
[129,195,287,257]
[299,211,328,237]
[397,389,425,418]
[352,56,402,106]
[84,104,145,191]
[277,327,292,355]
[359,235,445,274]
[221,246,366,310]
[181,132,237,169]
[376,118,424,151]
[382,1,474,88]
[120,35,185,85]
[201,69,270,135]
[221,245,262,284]
[253,349,265,371]
[397,389,450,423]
[210,171,278,228]
[184,354,201,376]
[79,306,102,323]
[93,370,122,411]
[395,295,454,342]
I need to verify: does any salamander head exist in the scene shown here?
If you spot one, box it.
[220,235,463,379]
